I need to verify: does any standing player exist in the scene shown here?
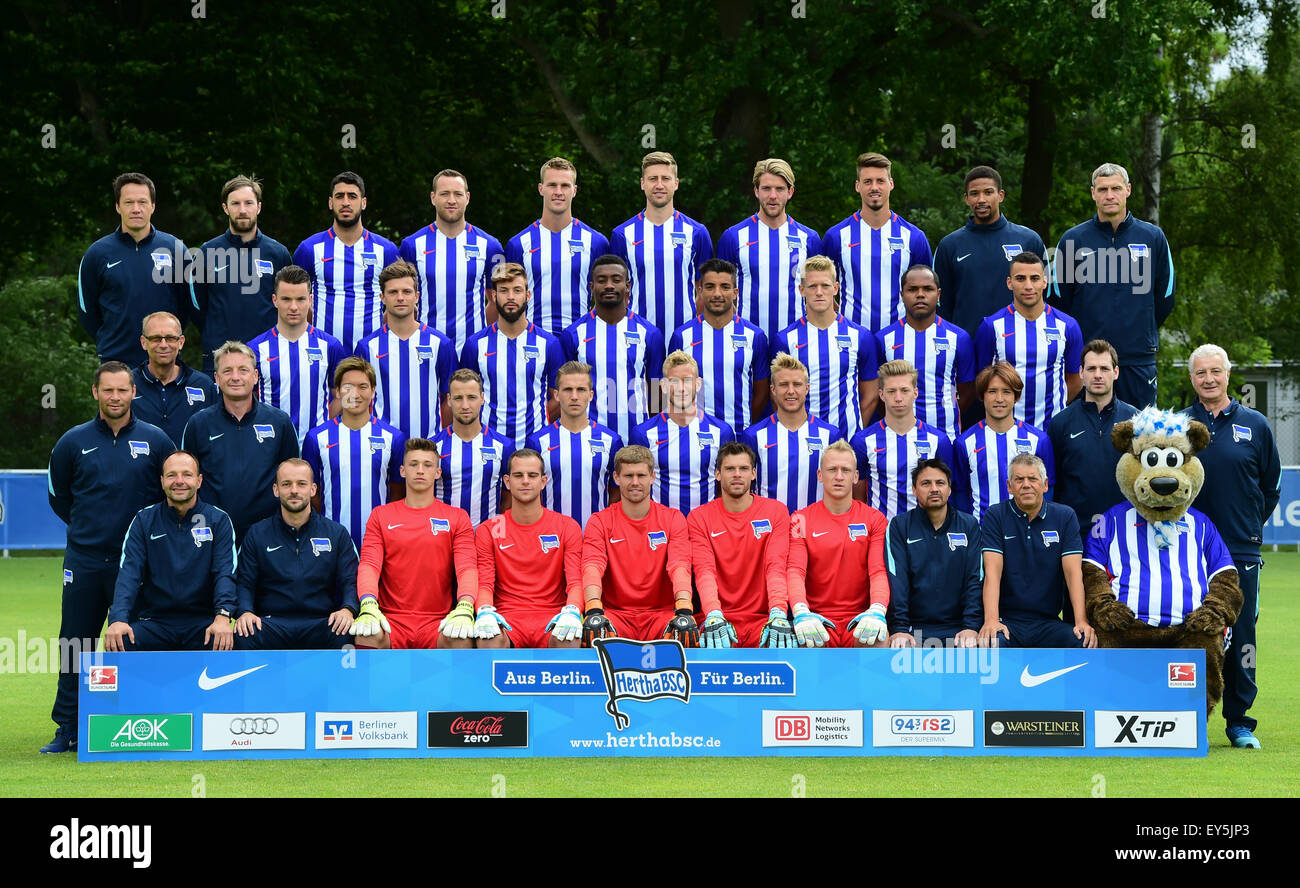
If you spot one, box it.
[432,369,515,525]
[609,151,713,338]
[474,449,585,649]
[851,360,953,520]
[975,252,1083,429]
[1051,163,1175,408]
[42,362,173,753]
[182,341,300,543]
[715,157,820,341]
[786,442,890,648]
[78,172,191,367]
[580,446,694,644]
[876,265,976,442]
[935,166,1047,341]
[506,157,610,337]
[954,362,1054,520]
[526,361,623,529]
[460,262,563,449]
[353,438,479,649]
[355,259,455,440]
[292,171,400,352]
[741,354,843,513]
[562,255,665,442]
[133,311,219,445]
[302,357,406,551]
[632,351,735,515]
[774,255,879,438]
[191,174,292,371]
[686,442,792,648]
[399,169,505,350]
[821,152,931,333]
[248,265,349,445]
[668,258,770,432]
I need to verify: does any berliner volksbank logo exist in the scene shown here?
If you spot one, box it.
[593,638,690,731]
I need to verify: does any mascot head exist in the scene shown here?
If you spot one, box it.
[1112,408,1210,544]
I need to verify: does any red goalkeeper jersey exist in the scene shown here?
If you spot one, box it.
[358,498,475,614]
[686,495,790,616]
[476,508,583,611]
[787,499,889,615]
[582,500,690,609]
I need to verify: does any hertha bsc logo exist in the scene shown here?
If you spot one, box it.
[254,424,275,443]
[947,532,968,551]
[1041,530,1059,547]
[593,638,690,731]
[539,534,560,554]
[751,519,772,539]
[128,441,150,459]
[310,538,332,557]
[647,530,668,550]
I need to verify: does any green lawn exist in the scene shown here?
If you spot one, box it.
[2,553,1296,797]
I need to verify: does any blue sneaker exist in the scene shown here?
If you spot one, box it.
[39,726,76,754]
[1226,725,1261,749]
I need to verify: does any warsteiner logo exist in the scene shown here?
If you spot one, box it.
[593,638,690,731]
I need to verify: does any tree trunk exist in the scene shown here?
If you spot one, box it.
[1021,78,1056,241]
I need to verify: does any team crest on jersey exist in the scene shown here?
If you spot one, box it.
[363,251,380,267]
[670,232,689,247]
[731,333,749,349]
[1015,438,1034,454]
[368,435,387,453]
[415,345,434,363]
[254,424,276,443]
[1041,530,1059,547]
[915,440,932,457]
[539,534,560,554]
[151,251,172,272]
[1128,244,1150,259]
[430,517,451,535]
[1232,424,1252,443]
[847,523,870,541]
[463,244,482,259]
[805,438,823,453]
[624,331,642,346]
[310,537,332,557]
[947,532,968,551]
[128,440,151,459]
[523,343,541,362]
[184,386,206,406]
[63,569,73,586]
[192,526,213,547]
[887,236,906,254]
[306,346,325,363]
[647,530,668,550]
[786,233,803,248]
[1001,244,1023,261]
[256,258,274,276]
[480,445,500,463]
[697,431,716,447]
[835,334,854,352]
[1043,327,1064,342]
[934,339,950,352]
[751,519,772,539]
[588,439,607,454]
[567,239,585,255]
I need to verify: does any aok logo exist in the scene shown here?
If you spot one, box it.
[114,717,169,743]
[774,715,810,740]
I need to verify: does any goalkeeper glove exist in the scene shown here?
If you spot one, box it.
[350,597,390,637]
[698,610,737,649]
[791,602,834,647]
[847,603,889,646]
[759,607,797,649]
[545,604,583,643]
[474,605,512,639]
[440,598,476,640]
[581,607,617,647]
[663,609,700,647]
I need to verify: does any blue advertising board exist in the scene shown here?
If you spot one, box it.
[79,646,1208,759]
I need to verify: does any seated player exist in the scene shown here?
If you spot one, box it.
[886,459,982,647]
[686,442,793,648]
[786,441,890,648]
[580,445,694,644]
[233,459,358,649]
[474,449,584,649]
[978,453,1096,648]
[352,438,478,649]
[105,450,237,652]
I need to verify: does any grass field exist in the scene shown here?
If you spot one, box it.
[1,553,1296,797]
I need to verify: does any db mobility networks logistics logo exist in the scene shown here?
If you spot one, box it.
[593,638,690,731]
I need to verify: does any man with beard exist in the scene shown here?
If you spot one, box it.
[431,369,515,526]
[132,311,219,445]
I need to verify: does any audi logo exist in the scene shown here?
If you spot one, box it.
[228,717,279,735]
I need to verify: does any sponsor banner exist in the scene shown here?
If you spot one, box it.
[762,710,863,747]
[427,711,529,748]
[1094,710,1199,749]
[87,714,192,752]
[983,711,1086,748]
[873,711,975,747]
[201,713,306,751]
[316,712,418,749]
[491,659,795,695]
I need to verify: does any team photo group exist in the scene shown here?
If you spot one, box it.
[46,150,1279,755]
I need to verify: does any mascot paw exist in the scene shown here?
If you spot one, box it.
[1092,599,1140,632]
[1182,607,1225,635]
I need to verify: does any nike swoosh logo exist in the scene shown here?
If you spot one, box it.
[81,447,98,454]
[1244,564,1258,571]
[956,253,972,262]
[609,537,624,543]
[582,337,595,343]
[1020,662,1087,687]
[499,543,514,549]
[387,523,404,530]
[906,538,922,544]
[528,247,540,254]
[710,530,726,537]
[198,664,267,691]
[106,260,123,269]
[1070,431,1086,439]
[150,533,166,540]
[974,446,986,453]
[132,395,143,400]
[812,531,829,538]
[1077,249,1094,257]
[266,546,282,552]
[209,434,224,441]
[765,441,779,448]
[1004,534,1016,539]
[631,239,644,247]
[212,264,229,272]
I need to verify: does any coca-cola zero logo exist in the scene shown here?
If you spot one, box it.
[427,711,528,748]
[449,715,506,736]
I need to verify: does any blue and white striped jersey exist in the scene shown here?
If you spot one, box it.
[668,315,770,433]
[292,228,401,352]
[975,306,1084,429]
[1083,504,1235,627]
[459,324,564,449]
[953,420,1055,520]
[355,323,455,441]
[716,214,821,343]
[432,426,515,526]
[525,420,624,529]
[850,419,955,521]
[301,417,407,551]
[247,325,348,445]
[774,316,879,438]
[505,219,610,337]
[631,412,736,516]
[561,311,666,443]
[822,211,932,333]
[610,210,713,338]
[875,318,976,441]
[399,223,505,350]
[741,415,843,514]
